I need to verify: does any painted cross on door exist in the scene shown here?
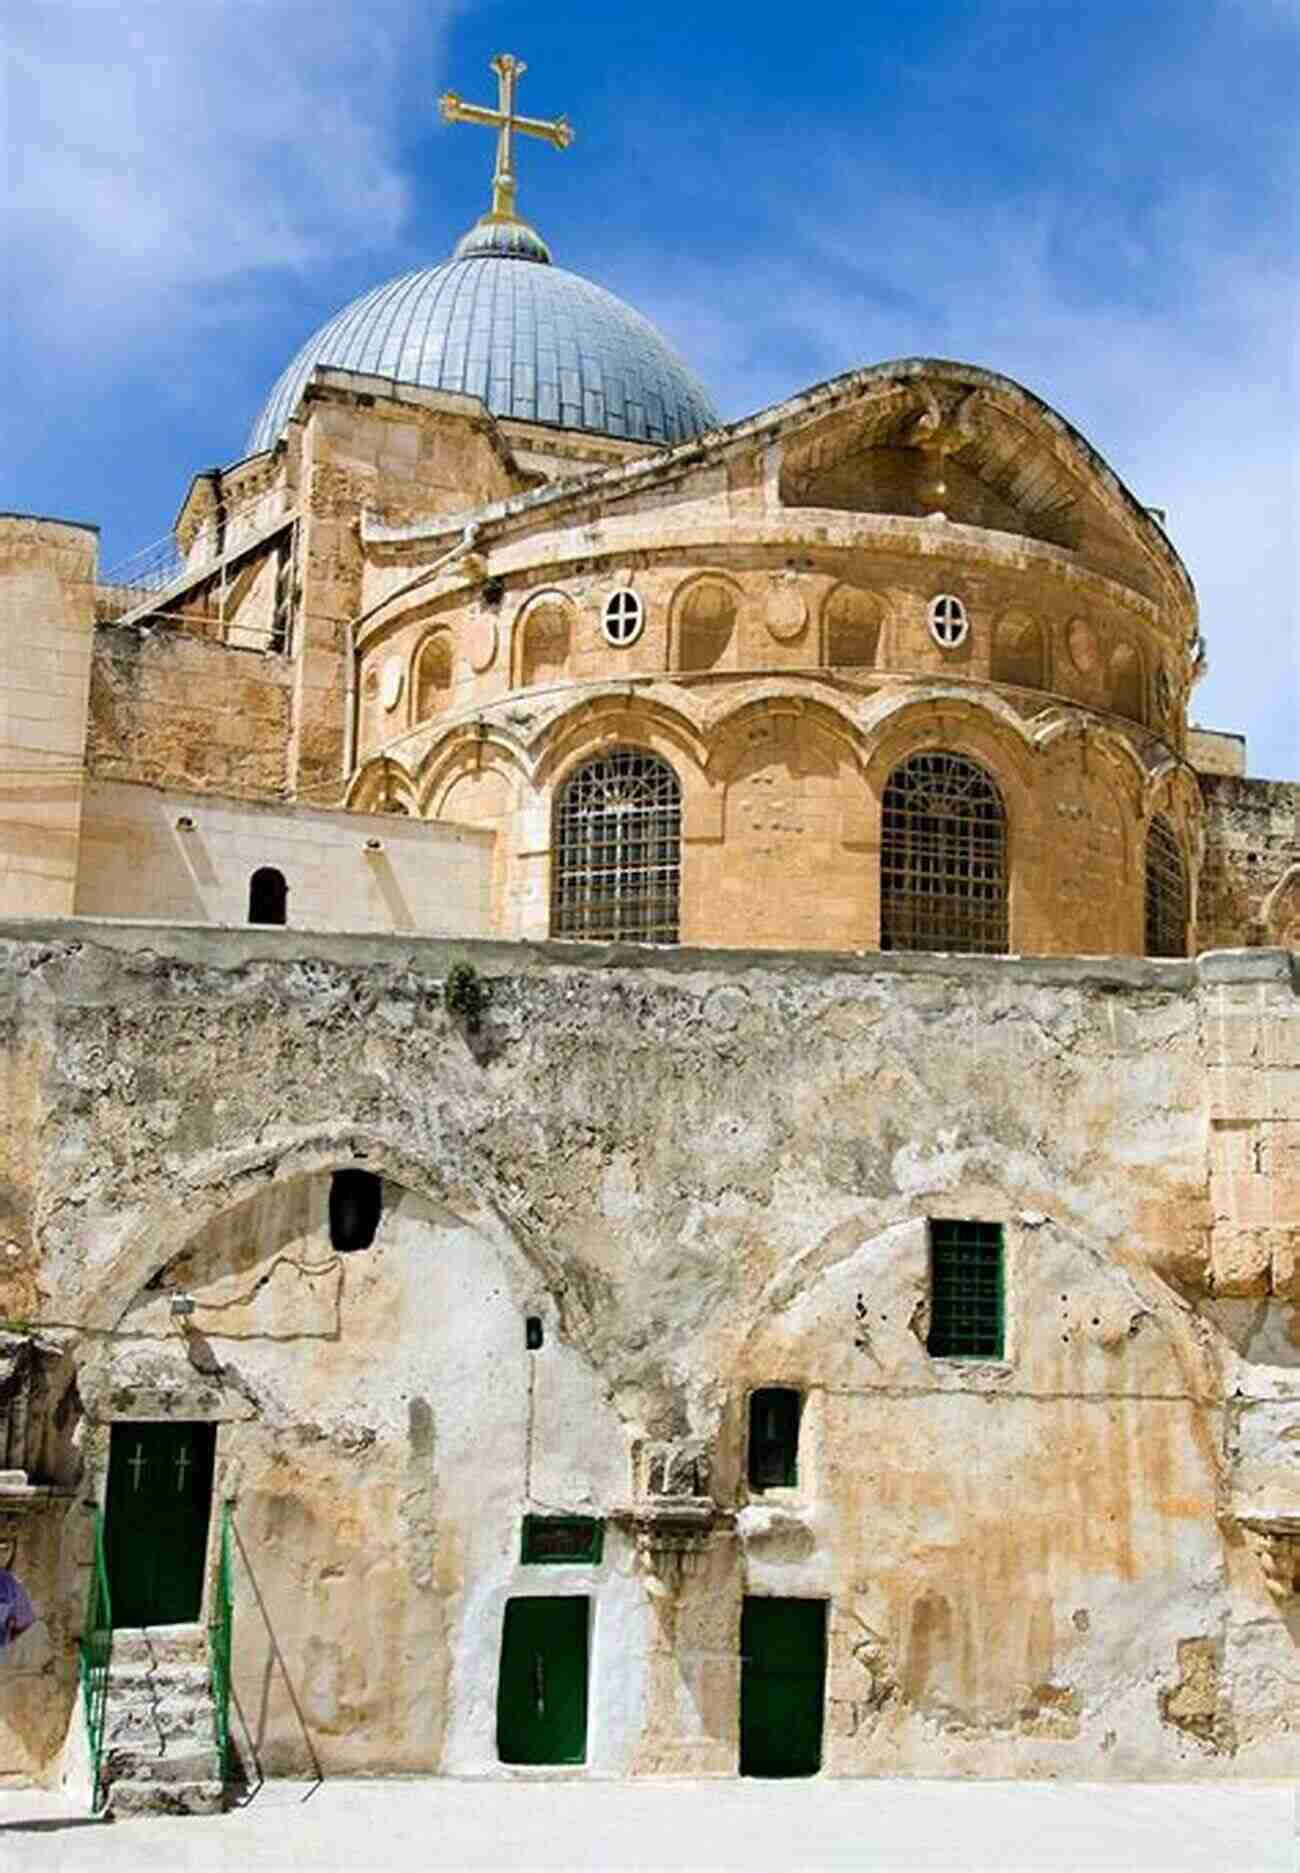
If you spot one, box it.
[103,1423,216,1628]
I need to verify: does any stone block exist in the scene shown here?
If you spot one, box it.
[1209,1228,1273,1297]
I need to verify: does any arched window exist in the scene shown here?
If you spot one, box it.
[1144,817,1188,957]
[552,749,681,944]
[880,752,1008,953]
[248,866,287,926]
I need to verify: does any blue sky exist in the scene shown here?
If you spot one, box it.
[3,0,1296,775]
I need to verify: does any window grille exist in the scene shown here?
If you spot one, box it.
[928,594,968,649]
[928,1219,1004,1358]
[521,1515,604,1565]
[552,750,681,944]
[880,752,1008,953]
[1145,816,1188,958]
[748,1388,801,1490]
[602,588,644,647]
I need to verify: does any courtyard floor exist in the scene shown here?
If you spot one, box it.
[0,1776,1294,1872]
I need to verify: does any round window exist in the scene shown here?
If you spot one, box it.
[929,594,969,649]
[602,589,644,647]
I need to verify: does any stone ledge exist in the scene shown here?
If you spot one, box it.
[0,914,1259,991]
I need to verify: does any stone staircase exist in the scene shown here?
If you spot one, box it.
[100,1625,225,1816]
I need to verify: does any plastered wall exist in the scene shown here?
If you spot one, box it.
[74,781,492,936]
[0,925,1296,1786]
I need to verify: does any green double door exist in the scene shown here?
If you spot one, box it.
[103,1422,216,1628]
[740,1597,827,1777]
[496,1596,589,1764]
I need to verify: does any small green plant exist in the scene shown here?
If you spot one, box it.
[444,959,490,1031]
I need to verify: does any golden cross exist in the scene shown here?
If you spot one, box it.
[439,54,574,224]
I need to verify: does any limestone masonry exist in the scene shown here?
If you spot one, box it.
[0,58,1296,1809]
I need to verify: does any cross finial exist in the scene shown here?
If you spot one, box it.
[439,53,574,225]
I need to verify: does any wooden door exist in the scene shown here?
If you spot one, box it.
[739,1596,826,1776]
[103,1422,216,1628]
[496,1596,589,1765]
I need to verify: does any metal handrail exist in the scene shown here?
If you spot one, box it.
[76,1509,113,1814]
[208,1502,234,1782]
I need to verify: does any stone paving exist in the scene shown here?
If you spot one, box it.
[0,1777,1294,1872]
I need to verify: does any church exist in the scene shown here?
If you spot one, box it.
[0,54,1296,1812]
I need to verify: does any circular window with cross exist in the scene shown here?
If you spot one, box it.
[602,588,644,648]
[928,594,969,650]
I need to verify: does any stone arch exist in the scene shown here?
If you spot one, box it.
[1109,637,1146,724]
[345,756,418,817]
[862,692,1037,796]
[530,692,707,794]
[74,1131,566,1342]
[673,573,740,674]
[706,692,870,784]
[991,609,1046,691]
[514,592,575,690]
[412,631,455,723]
[821,583,882,669]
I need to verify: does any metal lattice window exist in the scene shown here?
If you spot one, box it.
[552,749,681,944]
[880,752,1008,954]
[928,594,969,649]
[602,589,644,647]
[1145,816,1188,958]
[928,1219,1004,1358]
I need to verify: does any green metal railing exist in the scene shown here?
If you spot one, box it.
[208,1502,234,1781]
[76,1509,113,1814]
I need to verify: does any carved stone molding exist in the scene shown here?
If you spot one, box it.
[612,1496,729,1586]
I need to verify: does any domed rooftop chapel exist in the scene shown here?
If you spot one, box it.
[0,54,1297,1811]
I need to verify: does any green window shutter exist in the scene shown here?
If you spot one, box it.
[927,1220,1004,1358]
[521,1515,604,1565]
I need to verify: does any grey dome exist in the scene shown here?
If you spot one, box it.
[247,221,719,454]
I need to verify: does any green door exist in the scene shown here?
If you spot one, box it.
[496,1596,589,1765]
[103,1422,216,1628]
[740,1597,827,1777]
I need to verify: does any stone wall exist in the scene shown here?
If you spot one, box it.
[87,621,292,801]
[0,923,1296,1786]
[1197,774,1300,950]
[0,516,97,916]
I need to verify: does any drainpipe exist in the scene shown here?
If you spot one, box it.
[341,520,481,787]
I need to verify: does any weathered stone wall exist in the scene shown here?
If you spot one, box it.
[0,923,1296,1786]
[87,622,292,801]
[1198,774,1300,950]
[287,376,532,802]
[0,516,97,916]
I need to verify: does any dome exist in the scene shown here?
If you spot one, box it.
[247,216,720,455]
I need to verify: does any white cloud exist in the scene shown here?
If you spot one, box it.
[3,1,458,330]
